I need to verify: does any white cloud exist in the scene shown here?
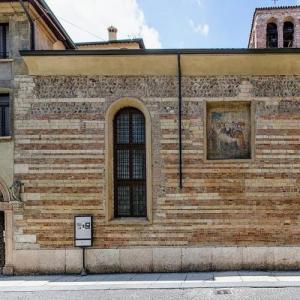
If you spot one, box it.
[189,19,209,36]
[195,0,202,7]
[46,0,161,48]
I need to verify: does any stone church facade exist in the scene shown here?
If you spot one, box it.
[0,2,299,274]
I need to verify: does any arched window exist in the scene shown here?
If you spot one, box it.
[283,21,294,48]
[266,23,278,48]
[113,107,146,218]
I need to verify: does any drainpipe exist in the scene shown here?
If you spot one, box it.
[19,0,35,50]
[177,53,183,189]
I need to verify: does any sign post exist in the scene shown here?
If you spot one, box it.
[74,215,93,276]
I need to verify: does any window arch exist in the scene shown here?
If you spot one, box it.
[113,107,147,218]
[283,21,294,48]
[105,98,153,223]
[266,22,278,48]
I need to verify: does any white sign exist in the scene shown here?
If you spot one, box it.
[75,216,92,247]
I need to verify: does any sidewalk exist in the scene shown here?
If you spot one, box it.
[1,271,300,292]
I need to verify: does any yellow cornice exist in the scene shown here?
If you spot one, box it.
[22,53,300,76]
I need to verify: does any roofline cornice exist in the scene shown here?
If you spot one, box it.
[20,48,300,56]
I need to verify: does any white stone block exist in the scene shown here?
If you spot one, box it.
[182,247,212,271]
[14,234,36,244]
[274,247,300,270]
[120,248,153,272]
[66,249,82,274]
[242,247,275,270]
[14,164,29,174]
[153,248,182,272]
[13,250,65,274]
[212,247,242,270]
[86,249,120,273]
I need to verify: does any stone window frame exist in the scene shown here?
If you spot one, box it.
[203,99,256,163]
[105,97,153,224]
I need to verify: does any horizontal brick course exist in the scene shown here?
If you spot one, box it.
[13,75,300,250]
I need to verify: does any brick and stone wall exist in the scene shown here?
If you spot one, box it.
[12,74,300,253]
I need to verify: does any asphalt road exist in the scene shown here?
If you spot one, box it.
[1,288,300,300]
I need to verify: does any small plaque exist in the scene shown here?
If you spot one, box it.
[74,216,93,247]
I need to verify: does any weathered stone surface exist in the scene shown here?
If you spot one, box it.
[86,249,120,273]
[13,250,65,274]
[273,247,300,270]
[250,76,300,97]
[13,247,300,274]
[153,248,182,272]
[212,247,243,271]
[66,249,82,274]
[242,247,275,270]
[182,76,241,97]
[120,248,153,273]
[182,247,212,271]
[30,102,104,115]
[257,99,300,117]
[33,76,178,98]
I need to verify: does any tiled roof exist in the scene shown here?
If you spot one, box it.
[256,5,300,11]
[76,39,145,49]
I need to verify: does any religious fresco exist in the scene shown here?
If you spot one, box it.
[207,102,251,160]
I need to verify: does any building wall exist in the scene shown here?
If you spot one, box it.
[34,23,57,51]
[11,72,300,273]
[0,9,30,191]
[33,17,66,51]
[0,2,65,191]
[250,7,300,48]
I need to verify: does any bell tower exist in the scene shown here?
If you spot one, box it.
[249,5,300,48]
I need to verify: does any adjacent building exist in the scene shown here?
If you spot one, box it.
[0,2,299,274]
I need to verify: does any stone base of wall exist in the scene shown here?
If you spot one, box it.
[12,247,300,275]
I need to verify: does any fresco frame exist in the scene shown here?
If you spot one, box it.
[204,100,256,163]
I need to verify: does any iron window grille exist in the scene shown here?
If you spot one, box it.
[0,24,8,58]
[0,95,10,137]
[113,107,147,218]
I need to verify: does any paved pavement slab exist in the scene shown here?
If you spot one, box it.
[1,271,300,292]
[2,288,300,300]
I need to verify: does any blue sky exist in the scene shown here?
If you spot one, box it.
[48,0,300,49]
[138,0,300,48]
